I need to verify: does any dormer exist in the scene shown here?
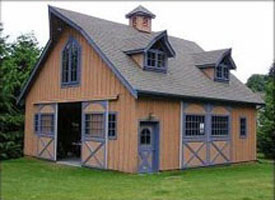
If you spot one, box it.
[125,5,156,33]
[124,31,176,73]
[192,49,236,82]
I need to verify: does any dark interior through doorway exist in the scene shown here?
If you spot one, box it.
[57,102,81,162]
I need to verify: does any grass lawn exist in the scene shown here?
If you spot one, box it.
[1,157,273,200]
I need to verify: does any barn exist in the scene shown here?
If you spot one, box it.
[17,5,264,173]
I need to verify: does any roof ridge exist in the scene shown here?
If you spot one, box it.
[49,5,135,29]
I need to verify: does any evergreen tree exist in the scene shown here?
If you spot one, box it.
[257,63,275,159]
[0,26,42,160]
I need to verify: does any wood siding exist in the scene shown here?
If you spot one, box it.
[24,25,137,173]
[136,97,181,171]
[231,106,257,162]
[201,68,214,80]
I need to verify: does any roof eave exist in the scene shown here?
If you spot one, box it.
[137,89,265,106]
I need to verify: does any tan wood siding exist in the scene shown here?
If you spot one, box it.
[24,25,137,172]
[136,97,181,171]
[231,106,257,162]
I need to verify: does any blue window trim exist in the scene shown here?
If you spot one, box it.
[211,114,229,138]
[34,113,55,136]
[184,114,206,137]
[144,49,168,73]
[214,63,229,82]
[108,112,118,140]
[239,116,247,138]
[61,36,81,87]
[84,112,105,139]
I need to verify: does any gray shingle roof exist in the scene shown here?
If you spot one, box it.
[192,49,230,67]
[125,5,156,19]
[18,6,264,105]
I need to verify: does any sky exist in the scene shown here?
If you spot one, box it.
[1,1,274,83]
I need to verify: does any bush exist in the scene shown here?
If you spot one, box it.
[0,131,24,160]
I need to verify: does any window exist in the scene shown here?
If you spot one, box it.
[146,50,166,70]
[140,128,151,145]
[216,64,229,81]
[185,115,205,136]
[240,117,247,137]
[211,116,229,136]
[143,17,149,26]
[34,114,39,133]
[85,113,104,138]
[62,37,80,86]
[34,114,54,135]
[108,113,117,139]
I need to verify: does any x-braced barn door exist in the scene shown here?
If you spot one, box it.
[81,101,108,169]
[181,104,231,168]
[36,104,58,161]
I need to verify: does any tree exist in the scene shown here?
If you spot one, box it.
[257,62,275,159]
[246,74,268,93]
[0,27,42,160]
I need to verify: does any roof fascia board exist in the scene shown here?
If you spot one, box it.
[145,31,176,57]
[137,89,264,106]
[215,48,236,70]
[49,7,137,98]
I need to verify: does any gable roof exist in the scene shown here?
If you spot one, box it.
[17,6,264,105]
[124,30,176,57]
[125,5,156,19]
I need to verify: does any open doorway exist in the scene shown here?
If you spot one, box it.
[57,102,81,165]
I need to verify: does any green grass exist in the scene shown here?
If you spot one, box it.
[1,157,273,200]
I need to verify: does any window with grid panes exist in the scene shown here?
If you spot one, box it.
[85,114,105,138]
[40,114,54,135]
[185,115,205,136]
[108,113,117,139]
[211,116,229,136]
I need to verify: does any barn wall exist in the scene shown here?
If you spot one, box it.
[24,25,137,172]
[136,97,181,171]
[231,106,257,162]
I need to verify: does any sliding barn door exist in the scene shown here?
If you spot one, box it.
[81,101,108,169]
[36,104,58,161]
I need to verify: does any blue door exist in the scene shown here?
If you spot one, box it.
[138,122,159,173]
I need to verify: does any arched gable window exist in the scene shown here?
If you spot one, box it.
[145,41,167,72]
[61,37,81,86]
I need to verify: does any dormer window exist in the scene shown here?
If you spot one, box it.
[216,63,229,81]
[61,37,81,86]
[146,50,166,69]
[144,41,168,72]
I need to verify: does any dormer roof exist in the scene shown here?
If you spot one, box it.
[192,49,236,69]
[124,30,176,57]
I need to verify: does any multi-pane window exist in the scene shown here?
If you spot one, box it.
[240,117,247,137]
[216,64,229,81]
[85,114,104,138]
[140,128,151,145]
[185,115,205,136]
[108,113,117,139]
[34,114,54,135]
[211,116,229,136]
[146,50,166,69]
[62,38,80,85]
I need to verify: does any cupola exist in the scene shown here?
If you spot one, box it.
[125,5,156,33]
